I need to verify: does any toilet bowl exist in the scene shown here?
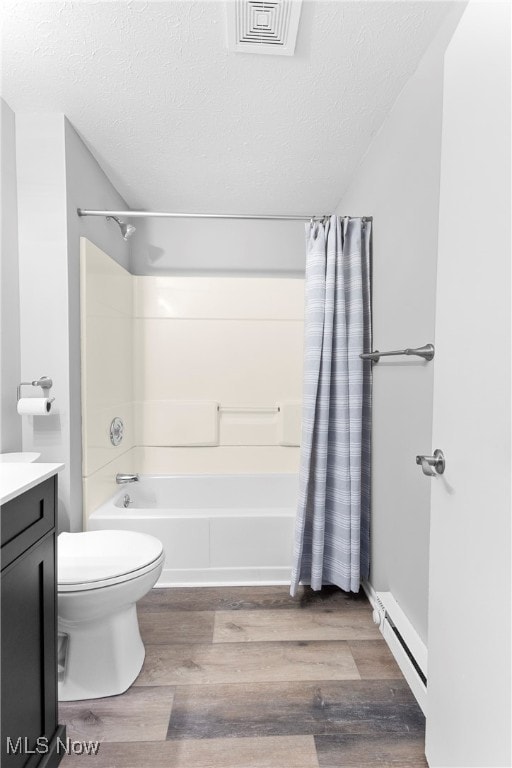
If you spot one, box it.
[57,529,164,701]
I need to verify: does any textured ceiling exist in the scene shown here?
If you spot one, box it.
[2,1,455,214]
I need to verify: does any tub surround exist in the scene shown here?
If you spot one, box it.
[80,238,304,524]
[80,237,134,480]
[136,400,219,447]
[135,445,301,476]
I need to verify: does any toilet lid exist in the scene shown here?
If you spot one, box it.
[58,530,163,586]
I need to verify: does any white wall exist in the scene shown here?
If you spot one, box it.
[0,99,22,453]
[15,114,129,531]
[16,114,70,530]
[336,7,465,645]
[129,217,306,276]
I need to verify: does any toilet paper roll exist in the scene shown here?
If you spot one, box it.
[17,397,53,415]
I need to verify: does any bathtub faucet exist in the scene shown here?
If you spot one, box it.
[116,473,140,484]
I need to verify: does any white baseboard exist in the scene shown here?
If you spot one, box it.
[375,591,428,675]
[362,581,428,716]
[361,579,378,608]
[380,618,427,715]
[157,565,292,588]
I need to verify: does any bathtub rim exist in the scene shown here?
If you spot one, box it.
[91,471,299,516]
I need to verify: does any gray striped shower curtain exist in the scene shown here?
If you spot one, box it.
[290,216,371,595]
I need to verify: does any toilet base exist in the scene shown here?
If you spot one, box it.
[58,603,145,701]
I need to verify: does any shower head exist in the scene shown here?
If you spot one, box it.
[107,216,136,241]
[120,222,136,240]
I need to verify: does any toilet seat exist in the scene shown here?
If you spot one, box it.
[58,530,164,593]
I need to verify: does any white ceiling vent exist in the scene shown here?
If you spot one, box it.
[227,0,303,56]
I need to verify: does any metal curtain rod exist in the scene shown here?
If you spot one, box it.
[77,209,372,222]
[360,344,435,364]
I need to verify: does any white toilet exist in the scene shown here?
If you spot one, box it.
[57,529,164,701]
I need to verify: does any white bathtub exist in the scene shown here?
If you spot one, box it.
[88,474,298,587]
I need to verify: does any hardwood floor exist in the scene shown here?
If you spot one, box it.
[59,586,427,768]
[212,608,381,642]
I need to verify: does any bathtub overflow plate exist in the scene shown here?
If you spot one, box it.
[109,417,124,446]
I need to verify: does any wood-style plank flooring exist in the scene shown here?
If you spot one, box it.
[60,586,427,768]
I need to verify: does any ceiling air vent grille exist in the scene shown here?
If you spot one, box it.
[227,0,303,56]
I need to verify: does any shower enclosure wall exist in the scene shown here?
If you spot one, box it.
[80,238,304,584]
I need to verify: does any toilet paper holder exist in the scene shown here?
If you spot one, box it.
[17,376,54,403]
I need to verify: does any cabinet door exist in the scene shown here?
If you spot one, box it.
[1,533,57,768]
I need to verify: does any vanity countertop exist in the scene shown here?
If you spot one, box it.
[0,463,64,506]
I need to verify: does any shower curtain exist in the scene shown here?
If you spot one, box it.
[290,215,371,595]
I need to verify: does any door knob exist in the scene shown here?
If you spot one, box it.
[416,449,445,476]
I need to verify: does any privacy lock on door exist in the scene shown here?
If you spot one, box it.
[416,449,445,477]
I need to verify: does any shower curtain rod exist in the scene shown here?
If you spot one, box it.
[77,209,372,222]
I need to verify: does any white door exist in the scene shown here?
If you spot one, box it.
[425,3,511,766]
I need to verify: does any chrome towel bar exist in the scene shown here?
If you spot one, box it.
[360,343,435,363]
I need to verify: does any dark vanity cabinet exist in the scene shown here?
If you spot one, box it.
[1,475,65,768]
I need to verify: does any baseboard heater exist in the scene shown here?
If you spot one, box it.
[362,584,428,715]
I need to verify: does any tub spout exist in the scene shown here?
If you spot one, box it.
[116,473,140,484]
